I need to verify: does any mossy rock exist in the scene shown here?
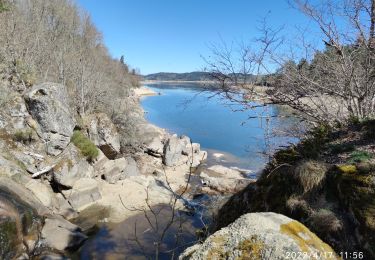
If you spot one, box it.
[0,188,42,258]
[0,217,21,259]
[336,171,375,254]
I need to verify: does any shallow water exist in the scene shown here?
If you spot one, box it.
[79,197,219,260]
[79,83,299,259]
[142,82,299,171]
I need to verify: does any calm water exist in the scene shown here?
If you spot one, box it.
[79,83,299,259]
[142,83,298,171]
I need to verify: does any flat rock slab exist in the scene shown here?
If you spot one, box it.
[62,178,101,210]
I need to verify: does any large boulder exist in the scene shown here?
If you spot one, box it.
[100,157,127,184]
[53,158,95,188]
[41,216,87,251]
[180,212,338,260]
[62,178,101,210]
[25,179,58,208]
[145,136,164,157]
[24,83,76,156]
[86,113,120,159]
[99,157,140,184]
[163,135,184,166]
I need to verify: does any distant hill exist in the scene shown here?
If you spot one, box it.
[143,71,258,83]
[143,71,211,81]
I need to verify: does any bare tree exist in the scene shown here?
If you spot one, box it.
[204,0,375,127]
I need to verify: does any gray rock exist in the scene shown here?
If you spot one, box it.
[200,171,253,194]
[24,83,76,156]
[163,135,183,166]
[145,136,164,157]
[25,179,57,208]
[41,216,87,251]
[0,177,49,215]
[53,159,95,188]
[55,193,78,220]
[62,178,101,210]
[86,113,120,159]
[180,212,338,260]
[100,157,127,184]
[124,157,140,177]
[180,135,191,155]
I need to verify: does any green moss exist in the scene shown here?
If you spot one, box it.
[349,150,373,163]
[71,130,99,161]
[336,172,375,248]
[0,218,19,259]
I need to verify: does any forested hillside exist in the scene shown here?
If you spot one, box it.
[0,0,147,148]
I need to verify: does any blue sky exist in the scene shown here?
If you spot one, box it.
[77,0,310,75]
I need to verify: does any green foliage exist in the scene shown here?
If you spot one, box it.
[361,119,375,140]
[13,129,34,144]
[328,143,355,154]
[349,150,373,163]
[71,130,98,160]
[299,124,331,159]
[0,1,9,12]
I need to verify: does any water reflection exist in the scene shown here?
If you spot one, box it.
[80,202,213,259]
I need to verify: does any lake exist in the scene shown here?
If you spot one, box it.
[141,82,299,172]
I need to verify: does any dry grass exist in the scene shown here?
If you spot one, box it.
[308,209,343,234]
[286,196,312,215]
[294,160,327,193]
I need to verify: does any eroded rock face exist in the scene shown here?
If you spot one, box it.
[24,83,76,156]
[86,113,120,159]
[180,212,338,260]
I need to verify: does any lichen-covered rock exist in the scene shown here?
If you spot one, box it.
[24,83,76,156]
[163,135,184,166]
[180,212,338,260]
[86,113,120,159]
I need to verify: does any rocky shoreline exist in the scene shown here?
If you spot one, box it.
[0,82,355,259]
[0,82,252,258]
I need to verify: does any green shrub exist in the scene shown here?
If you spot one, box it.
[349,150,373,163]
[13,129,34,144]
[71,130,99,161]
